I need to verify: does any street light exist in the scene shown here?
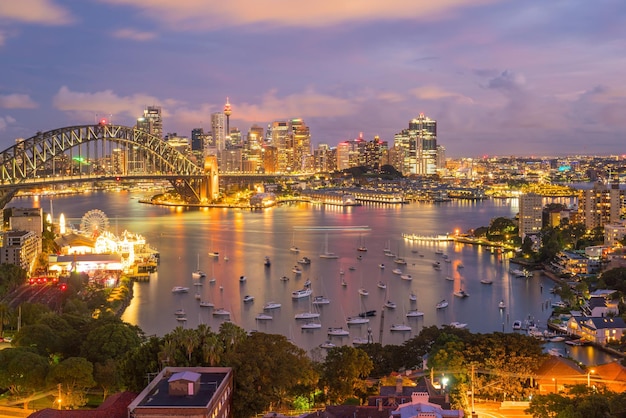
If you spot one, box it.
[552,377,557,393]
[587,369,595,387]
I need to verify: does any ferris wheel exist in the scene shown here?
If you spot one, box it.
[80,209,110,238]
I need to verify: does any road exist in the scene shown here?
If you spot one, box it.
[472,401,532,418]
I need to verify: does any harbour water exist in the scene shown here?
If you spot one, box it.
[14,191,617,365]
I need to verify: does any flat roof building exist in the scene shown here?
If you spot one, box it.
[127,367,233,418]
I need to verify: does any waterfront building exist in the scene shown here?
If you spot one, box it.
[518,192,544,238]
[577,182,622,229]
[136,105,163,139]
[8,207,43,237]
[566,316,626,345]
[291,118,311,173]
[268,121,291,172]
[364,135,389,170]
[394,113,438,176]
[127,367,233,418]
[0,230,41,272]
[313,143,335,173]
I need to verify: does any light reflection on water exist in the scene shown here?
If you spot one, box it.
[14,191,618,365]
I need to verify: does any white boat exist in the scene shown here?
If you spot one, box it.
[280,276,290,281]
[435,299,449,309]
[510,268,532,278]
[223,255,229,261]
[432,262,441,270]
[194,293,201,300]
[392,268,402,275]
[255,313,273,320]
[358,288,369,296]
[193,282,203,287]
[243,295,255,303]
[192,253,206,279]
[454,289,469,298]
[450,321,468,329]
[208,251,219,258]
[303,279,311,287]
[212,308,230,316]
[174,308,185,316]
[384,300,397,309]
[291,288,313,299]
[292,266,303,274]
[551,301,567,308]
[498,300,506,309]
[328,327,350,336]
[297,257,311,265]
[377,281,387,289]
[547,348,563,357]
[357,234,367,252]
[406,309,424,318]
[352,336,370,346]
[401,274,413,281]
[239,275,247,282]
[341,277,347,287]
[384,251,396,258]
[171,286,189,293]
[319,233,339,259]
[301,322,322,330]
[290,232,300,253]
[312,296,330,305]
[390,323,411,332]
[393,257,407,265]
[346,316,369,325]
[176,316,187,322]
[199,301,214,308]
[378,263,385,269]
[409,292,417,302]
[480,278,493,285]
[348,266,356,271]
[263,301,282,310]
[209,277,216,284]
[512,320,522,330]
[320,341,336,349]
[295,311,320,320]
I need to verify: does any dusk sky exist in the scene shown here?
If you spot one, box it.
[0,0,624,157]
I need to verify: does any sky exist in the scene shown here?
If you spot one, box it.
[0,0,624,157]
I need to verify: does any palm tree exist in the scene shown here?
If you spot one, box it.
[181,328,199,363]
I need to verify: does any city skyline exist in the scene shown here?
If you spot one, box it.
[0,0,624,157]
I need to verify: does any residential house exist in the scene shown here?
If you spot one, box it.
[566,316,626,345]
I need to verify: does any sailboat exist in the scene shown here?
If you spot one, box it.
[290,231,300,253]
[192,253,206,279]
[319,233,339,259]
[357,234,368,252]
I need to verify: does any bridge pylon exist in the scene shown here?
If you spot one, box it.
[200,155,219,202]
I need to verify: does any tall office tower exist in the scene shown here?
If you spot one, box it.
[191,128,205,152]
[364,135,388,170]
[394,113,437,175]
[268,121,290,172]
[211,112,226,153]
[247,125,264,150]
[224,98,232,139]
[228,128,242,148]
[436,145,446,171]
[291,119,311,173]
[336,141,351,171]
[262,145,278,174]
[243,125,264,173]
[578,182,623,229]
[136,106,163,139]
[314,143,334,173]
[518,192,544,238]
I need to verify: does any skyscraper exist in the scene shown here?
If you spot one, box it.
[211,112,226,153]
[519,192,544,238]
[136,106,163,139]
[394,113,438,175]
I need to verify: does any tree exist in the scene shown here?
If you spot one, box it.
[320,346,373,404]
[13,323,63,356]
[526,386,614,418]
[119,336,162,392]
[228,332,317,418]
[94,358,121,401]
[47,357,96,409]
[0,348,49,397]
[80,321,142,364]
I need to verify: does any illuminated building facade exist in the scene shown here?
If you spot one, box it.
[578,182,623,229]
[518,192,544,238]
[394,113,438,175]
[136,106,163,139]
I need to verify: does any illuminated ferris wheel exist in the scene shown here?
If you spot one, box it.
[80,209,110,238]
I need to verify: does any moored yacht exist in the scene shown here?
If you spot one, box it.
[263,301,282,310]
[406,309,424,318]
[328,327,350,336]
[171,286,189,293]
[312,295,330,305]
[346,316,369,325]
[435,299,449,309]
[291,288,313,299]
[390,323,411,332]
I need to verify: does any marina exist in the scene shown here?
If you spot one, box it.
[16,191,619,365]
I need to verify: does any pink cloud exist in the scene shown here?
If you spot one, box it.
[0,94,38,109]
[98,0,497,29]
[111,28,157,41]
[411,85,474,104]
[0,0,73,25]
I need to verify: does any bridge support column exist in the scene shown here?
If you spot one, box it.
[201,155,219,201]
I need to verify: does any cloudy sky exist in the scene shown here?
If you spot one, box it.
[0,0,624,157]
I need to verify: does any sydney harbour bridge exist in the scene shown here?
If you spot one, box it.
[0,122,222,209]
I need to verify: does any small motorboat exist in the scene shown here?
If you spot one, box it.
[480,278,493,285]
[320,341,336,349]
[406,309,424,318]
[239,275,247,282]
[392,268,402,275]
[358,288,369,296]
[377,281,387,289]
[346,316,369,325]
[498,300,506,309]
[243,295,255,303]
[390,323,411,332]
[263,301,282,310]
[212,308,230,316]
[301,322,322,330]
[255,313,273,320]
[327,327,350,336]
[312,296,330,305]
[454,289,469,298]
[450,322,468,329]
[384,300,397,309]
[199,301,214,308]
[512,320,522,330]
[292,266,303,275]
[378,263,385,269]
[436,299,449,309]
[409,292,417,302]
[295,311,321,320]
[171,286,189,293]
[401,274,413,281]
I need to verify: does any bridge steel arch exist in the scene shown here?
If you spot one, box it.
[0,124,213,207]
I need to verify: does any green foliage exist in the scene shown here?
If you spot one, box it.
[80,320,142,364]
[526,385,624,418]
[47,357,96,409]
[119,336,162,392]
[0,348,49,396]
[0,263,27,297]
[320,346,373,404]
[599,268,626,294]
